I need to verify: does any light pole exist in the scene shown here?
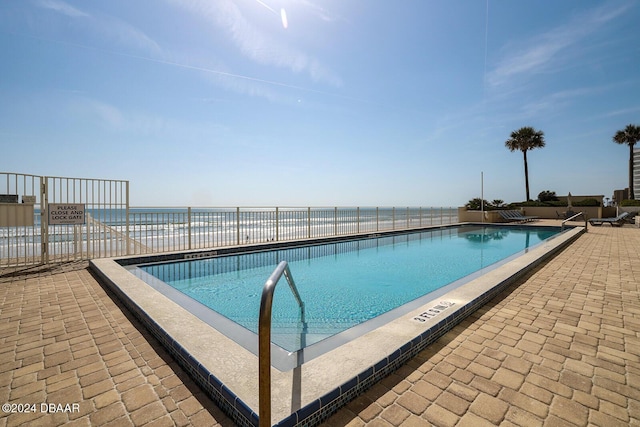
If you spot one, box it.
[481,172,484,223]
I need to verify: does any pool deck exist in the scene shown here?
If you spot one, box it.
[1,222,639,426]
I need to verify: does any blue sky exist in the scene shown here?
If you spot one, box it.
[1,0,639,206]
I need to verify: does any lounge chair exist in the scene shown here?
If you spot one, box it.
[499,210,539,223]
[499,210,519,222]
[588,212,630,227]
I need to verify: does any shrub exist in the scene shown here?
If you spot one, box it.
[546,200,567,207]
[537,190,558,202]
[572,198,600,207]
[514,200,543,207]
[465,198,492,210]
[510,200,566,207]
[620,199,640,206]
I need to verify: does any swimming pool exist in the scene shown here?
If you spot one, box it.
[130,225,558,357]
[91,223,584,426]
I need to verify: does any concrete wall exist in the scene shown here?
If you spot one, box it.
[458,206,604,222]
[519,206,601,220]
[457,208,506,223]
[619,206,640,221]
[619,206,640,214]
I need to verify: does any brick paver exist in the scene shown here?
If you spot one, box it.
[0,263,232,427]
[1,224,639,426]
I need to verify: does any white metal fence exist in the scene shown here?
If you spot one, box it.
[1,172,458,267]
[1,172,130,267]
[124,206,458,255]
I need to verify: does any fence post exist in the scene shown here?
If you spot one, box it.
[236,207,240,246]
[357,207,360,234]
[276,207,280,241]
[334,207,338,236]
[376,207,379,232]
[392,207,396,230]
[307,207,311,239]
[125,181,130,255]
[406,207,409,229]
[188,207,192,250]
[73,224,79,260]
[40,177,48,264]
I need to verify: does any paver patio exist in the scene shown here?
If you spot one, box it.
[1,224,639,426]
[0,262,233,427]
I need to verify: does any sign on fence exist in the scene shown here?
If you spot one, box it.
[0,194,18,203]
[48,203,86,225]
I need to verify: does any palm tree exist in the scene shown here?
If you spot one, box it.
[505,126,546,201]
[613,124,640,200]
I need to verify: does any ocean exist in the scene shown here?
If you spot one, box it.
[0,207,458,264]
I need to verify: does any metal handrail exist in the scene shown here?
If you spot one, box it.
[561,211,587,231]
[259,261,305,427]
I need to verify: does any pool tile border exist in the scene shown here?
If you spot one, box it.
[90,224,583,426]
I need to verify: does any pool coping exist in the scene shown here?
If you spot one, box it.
[89,224,584,426]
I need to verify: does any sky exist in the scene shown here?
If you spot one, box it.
[1,0,639,207]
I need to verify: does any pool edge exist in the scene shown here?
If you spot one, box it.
[90,225,584,426]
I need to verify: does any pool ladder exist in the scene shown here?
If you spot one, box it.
[259,261,305,427]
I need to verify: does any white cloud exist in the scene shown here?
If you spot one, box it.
[488,2,630,87]
[518,86,602,117]
[36,0,87,18]
[33,0,161,56]
[166,0,342,87]
[601,106,640,118]
[68,96,230,142]
[95,15,162,55]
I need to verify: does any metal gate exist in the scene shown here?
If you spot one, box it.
[0,172,129,267]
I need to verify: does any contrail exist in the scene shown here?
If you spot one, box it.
[253,0,288,29]
[9,30,430,113]
[6,30,355,100]
[254,0,277,14]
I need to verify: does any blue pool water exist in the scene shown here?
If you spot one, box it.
[137,225,560,352]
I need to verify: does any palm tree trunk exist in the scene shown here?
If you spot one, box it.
[630,144,635,200]
[523,150,530,201]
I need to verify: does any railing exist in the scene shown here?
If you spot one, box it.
[561,211,587,231]
[86,212,148,255]
[1,204,457,267]
[123,206,458,255]
[258,261,305,427]
[2,204,457,267]
[1,173,458,267]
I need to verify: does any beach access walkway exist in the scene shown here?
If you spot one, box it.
[1,222,639,426]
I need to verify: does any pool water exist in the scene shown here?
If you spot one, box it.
[137,225,560,352]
